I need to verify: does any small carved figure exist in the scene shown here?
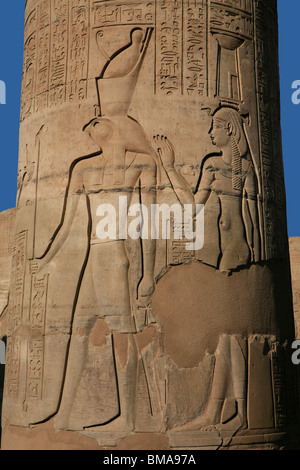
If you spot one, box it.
[155,107,261,273]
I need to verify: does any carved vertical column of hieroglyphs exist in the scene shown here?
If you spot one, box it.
[156,0,207,97]
[22,0,90,120]
[253,0,289,260]
[253,0,299,431]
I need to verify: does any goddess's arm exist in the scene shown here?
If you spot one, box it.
[155,136,213,217]
[244,167,261,262]
[138,155,157,298]
[194,160,215,208]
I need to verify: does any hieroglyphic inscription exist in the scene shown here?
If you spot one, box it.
[270,343,286,429]
[27,339,44,400]
[156,0,183,95]
[22,0,93,118]
[35,1,51,112]
[92,1,155,26]
[67,0,90,102]
[167,216,194,265]
[26,274,48,400]
[211,0,252,7]
[270,342,298,429]
[0,212,15,258]
[21,10,37,120]
[210,0,253,40]
[8,232,27,335]
[49,0,69,107]
[266,2,288,259]
[184,0,207,96]
[6,338,21,398]
[30,275,48,330]
[23,1,259,108]
[210,0,253,15]
[168,239,194,265]
[209,0,253,101]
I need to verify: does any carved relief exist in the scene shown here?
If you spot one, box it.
[184,0,207,97]
[49,0,68,107]
[208,0,252,104]
[35,2,51,112]
[167,334,298,448]
[67,0,90,102]
[21,0,91,117]
[167,215,194,266]
[156,0,183,95]
[92,1,154,27]
[253,0,287,260]
[8,232,27,335]
[17,148,35,210]
[21,9,37,120]
[5,338,21,398]
[27,28,159,437]
[169,335,247,435]
[156,106,261,272]
[26,338,44,401]
[0,210,16,323]
[30,275,48,330]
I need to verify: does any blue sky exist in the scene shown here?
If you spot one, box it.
[278,1,300,237]
[0,1,299,236]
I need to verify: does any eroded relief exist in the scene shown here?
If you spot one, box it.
[2,0,298,451]
[29,27,159,439]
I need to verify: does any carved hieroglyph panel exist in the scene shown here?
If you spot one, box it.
[19,0,287,264]
[290,238,300,339]
[0,209,16,320]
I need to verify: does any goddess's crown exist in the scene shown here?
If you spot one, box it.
[97,28,153,117]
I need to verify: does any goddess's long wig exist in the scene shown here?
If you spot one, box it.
[212,108,249,191]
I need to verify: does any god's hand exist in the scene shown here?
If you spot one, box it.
[29,259,48,277]
[138,275,155,299]
[153,135,175,170]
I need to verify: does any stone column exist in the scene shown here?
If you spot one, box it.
[1,0,299,450]
[290,238,300,339]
